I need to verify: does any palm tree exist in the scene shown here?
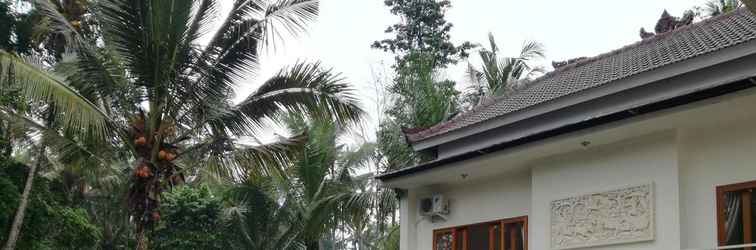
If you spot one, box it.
[223,177,304,249]
[280,116,360,249]
[223,115,392,250]
[0,110,51,250]
[465,33,545,107]
[1,2,97,245]
[0,0,362,248]
[0,86,129,250]
[703,0,743,17]
[337,139,399,250]
[338,173,398,250]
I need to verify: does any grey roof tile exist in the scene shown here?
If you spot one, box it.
[406,9,756,142]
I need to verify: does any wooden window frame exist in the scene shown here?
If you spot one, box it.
[716,180,756,248]
[432,216,528,250]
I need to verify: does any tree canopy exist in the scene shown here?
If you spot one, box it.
[372,0,474,69]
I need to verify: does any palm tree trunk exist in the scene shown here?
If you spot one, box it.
[135,225,147,250]
[2,146,42,250]
[0,121,10,159]
[101,224,114,250]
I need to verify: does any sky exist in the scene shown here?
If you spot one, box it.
[217,0,711,142]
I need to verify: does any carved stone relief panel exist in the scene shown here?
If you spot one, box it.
[550,183,654,249]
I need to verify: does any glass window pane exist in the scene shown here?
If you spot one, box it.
[467,224,489,250]
[435,231,453,250]
[491,224,501,250]
[722,188,756,250]
[725,191,745,246]
[504,222,525,250]
[456,229,466,250]
[514,222,525,250]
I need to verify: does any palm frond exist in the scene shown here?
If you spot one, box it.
[34,0,140,121]
[56,49,138,118]
[97,0,195,88]
[210,62,362,136]
[173,1,324,139]
[519,40,545,61]
[34,0,78,41]
[257,0,320,50]
[181,0,320,120]
[0,108,112,167]
[211,0,318,53]
[471,35,545,99]
[704,0,743,16]
[465,63,483,86]
[0,50,111,140]
[339,142,377,171]
[487,32,498,53]
[186,0,218,45]
[234,133,307,178]
[95,0,147,78]
[225,179,307,249]
[196,132,307,182]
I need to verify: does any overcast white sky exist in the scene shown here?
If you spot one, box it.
[218,0,710,141]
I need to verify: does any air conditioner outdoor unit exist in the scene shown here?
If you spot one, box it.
[419,194,449,221]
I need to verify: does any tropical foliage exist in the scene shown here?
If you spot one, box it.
[372,0,474,69]
[0,0,34,55]
[464,33,545,107]
[1,0,362,249]
[372,0,472,172]
[150,185,230,250]
[377,52,461,170]
[703,0,743,17]
[0,160,101,250]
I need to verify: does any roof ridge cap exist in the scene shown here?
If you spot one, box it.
[529,8,747,86]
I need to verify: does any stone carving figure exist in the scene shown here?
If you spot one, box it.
[639,10,696,39]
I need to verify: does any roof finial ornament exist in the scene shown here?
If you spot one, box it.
[640,9,696,39]
[640,28,655,39]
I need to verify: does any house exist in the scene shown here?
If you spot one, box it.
[377,8,756,250]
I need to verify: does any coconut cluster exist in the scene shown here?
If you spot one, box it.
[127,113,183,225]
[130,115,180,179]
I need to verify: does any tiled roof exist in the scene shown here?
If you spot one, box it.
[406,8,756,143]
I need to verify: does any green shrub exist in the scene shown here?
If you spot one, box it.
[0,160,101,249]
[151,185,230,250]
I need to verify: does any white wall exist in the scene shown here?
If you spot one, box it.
[678,115,756,249]
[531,132,681,250]
[399,92,756,250]
[402,171,532,250]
